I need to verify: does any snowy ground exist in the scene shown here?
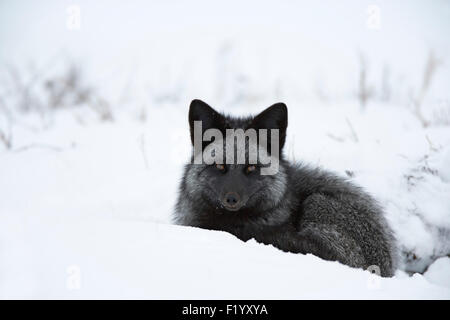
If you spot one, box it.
[1,103,449,299]
[1,216,450,299]
[1,0,450,299]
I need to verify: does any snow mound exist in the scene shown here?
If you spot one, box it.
[1,104,449,298]
[424,257,450,289]
[1,215,449,299]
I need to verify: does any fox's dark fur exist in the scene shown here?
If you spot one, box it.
[174,99,398,277]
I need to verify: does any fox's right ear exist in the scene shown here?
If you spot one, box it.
[188,99,225,145]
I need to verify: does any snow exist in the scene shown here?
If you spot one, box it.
[424,257,450,289]
[1,0,450,299]
[1,106,449,299]
[1,211,449,299]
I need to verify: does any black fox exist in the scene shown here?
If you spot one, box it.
[174,99,398,277]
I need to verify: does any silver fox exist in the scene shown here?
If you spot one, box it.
[174,99,398,277]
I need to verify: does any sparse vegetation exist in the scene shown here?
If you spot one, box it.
[1,56,113,125]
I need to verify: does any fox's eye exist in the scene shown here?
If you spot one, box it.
[246,165,256,173]
[216,164,225,171]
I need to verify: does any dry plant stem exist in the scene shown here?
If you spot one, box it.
[414,51,442,127]
[358,53,373,110]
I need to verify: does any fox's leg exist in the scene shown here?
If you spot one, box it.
[256,225,365,269]
[246,222,364,269]
[294,226,367,269]
[292,193,369,270]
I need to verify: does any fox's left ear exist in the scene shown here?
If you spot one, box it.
[188,99,225,146]
[252,103,288,150]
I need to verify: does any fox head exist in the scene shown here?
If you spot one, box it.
[184,99,288,214]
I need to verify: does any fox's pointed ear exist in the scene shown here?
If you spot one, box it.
[252,102,288,150]
[189,99,225,145]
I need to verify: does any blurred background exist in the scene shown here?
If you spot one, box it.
[1,0,450,114]
[1,0,450,293]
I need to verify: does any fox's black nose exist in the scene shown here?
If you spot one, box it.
[223,192,241,210]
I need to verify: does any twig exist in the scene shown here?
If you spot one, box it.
[0,96,13,149]
[357,52,374,110]
[425,135,440,152]
[346,117,359,143]
[0,128,12,149]
[12,143,63,153]
[139,134,149,169]
[413,51,443,127]
[327,133,345,143]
